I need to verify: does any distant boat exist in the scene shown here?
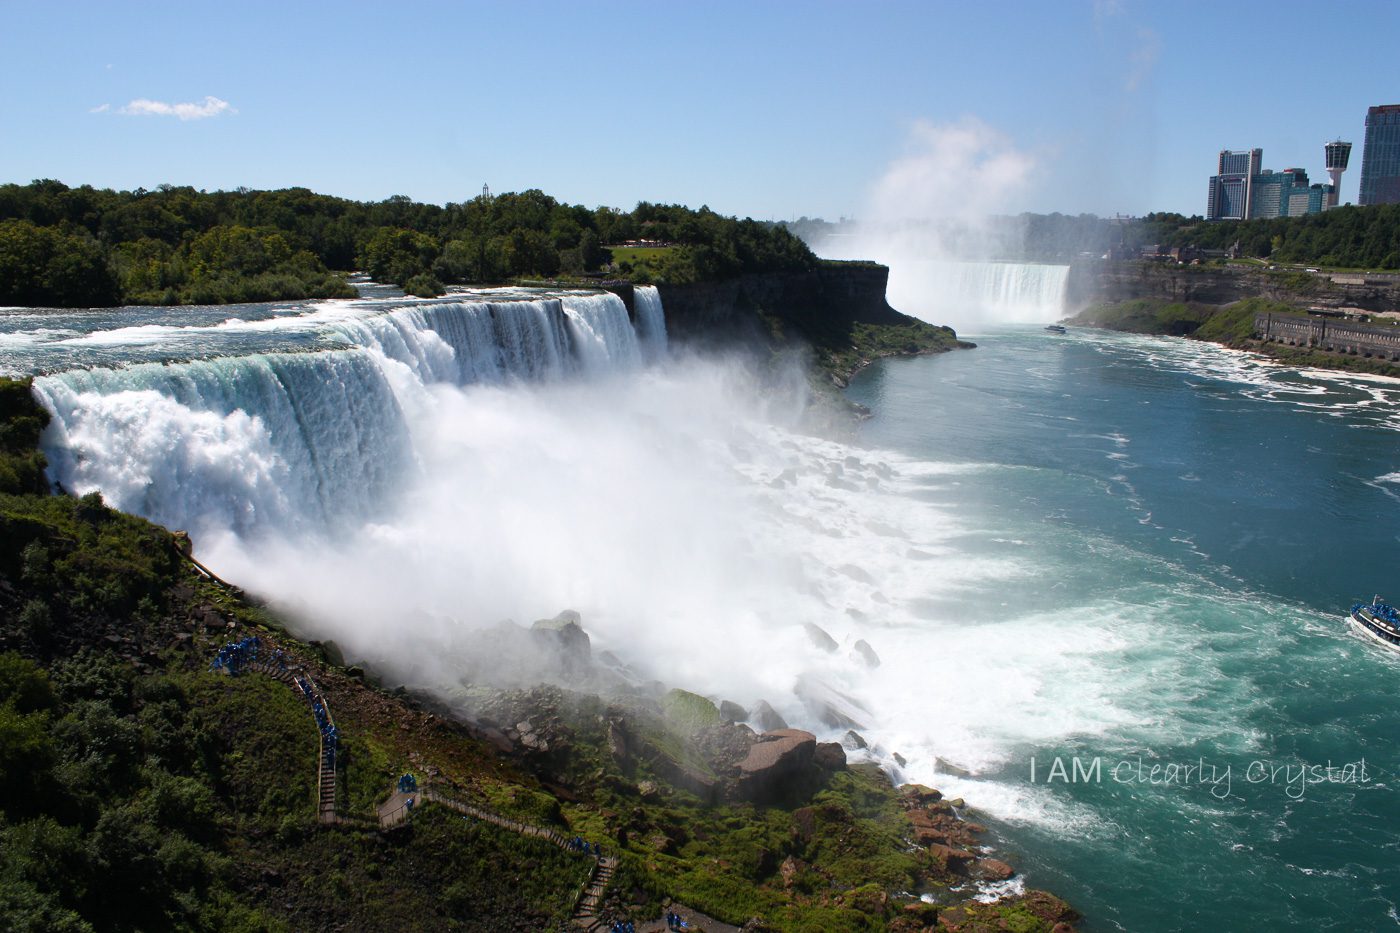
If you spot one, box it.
[1044,324,1067,334]
[1350,596,1400,652]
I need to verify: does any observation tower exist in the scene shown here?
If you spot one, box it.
[1324,140,1352,208]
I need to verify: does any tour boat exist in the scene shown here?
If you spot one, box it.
[1044,324,1067,334]
[1349,596,1400,652]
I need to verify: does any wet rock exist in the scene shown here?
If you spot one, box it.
[935,757,973,778]
[308,639,345,668]
[842,729,868,750]
[718,699,749,723]
[837,563,876,584]
[751,699,788,732]
[531,611,592,676]
[737,729,816,801]
[899,783,941,804]
[801,622,838,653]
[852,639,881,668]
[927,842,976,869]
[813,741,847,771]
[795,675,869,730]
[892,752,907,767]
[976,858,1015,881]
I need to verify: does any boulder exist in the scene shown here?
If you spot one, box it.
[794,675,869,731]
[737,729,816,801]
[926,843,976,869]
[899,783,942,804]
[750,699,789,732]
[842,730,868,751]
[718,700,750,723]
[976,858,1015,881]
[814,741,847,771]
[852,639,881,668]
[661,689,722,735]
[801,622,838,653]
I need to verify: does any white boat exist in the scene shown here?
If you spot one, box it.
[1350,596,1400,652]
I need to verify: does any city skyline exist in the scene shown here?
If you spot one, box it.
[1,0,1396,223]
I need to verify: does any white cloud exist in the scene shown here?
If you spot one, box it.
[113,96,235,120]
[89,103,110,113]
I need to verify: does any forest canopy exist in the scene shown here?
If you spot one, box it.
[0,181,818,308]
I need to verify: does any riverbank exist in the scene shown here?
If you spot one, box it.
[1066,296,1400,379]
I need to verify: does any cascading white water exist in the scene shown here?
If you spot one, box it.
[884,260,1070,332]
[632,285,668,361]
[36,351,414,538]
[31,291,649,542]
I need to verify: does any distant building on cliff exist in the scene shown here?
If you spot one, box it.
[1207,148,1335,220]
[1359,105,1400,206]
[1249,168,1334,220]
[1207,148,1263,220]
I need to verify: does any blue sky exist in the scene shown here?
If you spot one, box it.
[1,0,1395,221]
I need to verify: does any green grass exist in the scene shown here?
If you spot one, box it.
[606,246,677,266]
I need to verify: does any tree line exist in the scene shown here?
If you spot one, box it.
[0,180,818,308]
[783,206,1400,269]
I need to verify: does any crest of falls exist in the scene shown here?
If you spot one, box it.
[884,261,1069,333]
[32,289,657,539]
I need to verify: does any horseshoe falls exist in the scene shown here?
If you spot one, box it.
[884,260,1070,332]
[6,275,1400,931]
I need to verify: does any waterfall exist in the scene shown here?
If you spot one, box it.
[31,289,666,541]
[633,285,668,361]
[884,260,1069,332]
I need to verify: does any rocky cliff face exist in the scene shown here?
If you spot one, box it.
[657,263,915,351]
[1067,260,1400,313]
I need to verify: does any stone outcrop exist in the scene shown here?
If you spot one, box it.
[750,699,789,732]
[657,264,916,351]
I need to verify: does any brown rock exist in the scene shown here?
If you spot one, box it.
[977,858,1015,880]
[900,783,942,805]
[813,741,847,771]
[926,843,976,869]
[738,729,815,775]
[736,729,816,802]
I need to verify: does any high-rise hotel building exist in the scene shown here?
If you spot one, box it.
[1207,148,1263,220]
[1359,105,1400,206]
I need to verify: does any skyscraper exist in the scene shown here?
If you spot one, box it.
[1207,148,1263,220]
[1359,105,1400,206]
